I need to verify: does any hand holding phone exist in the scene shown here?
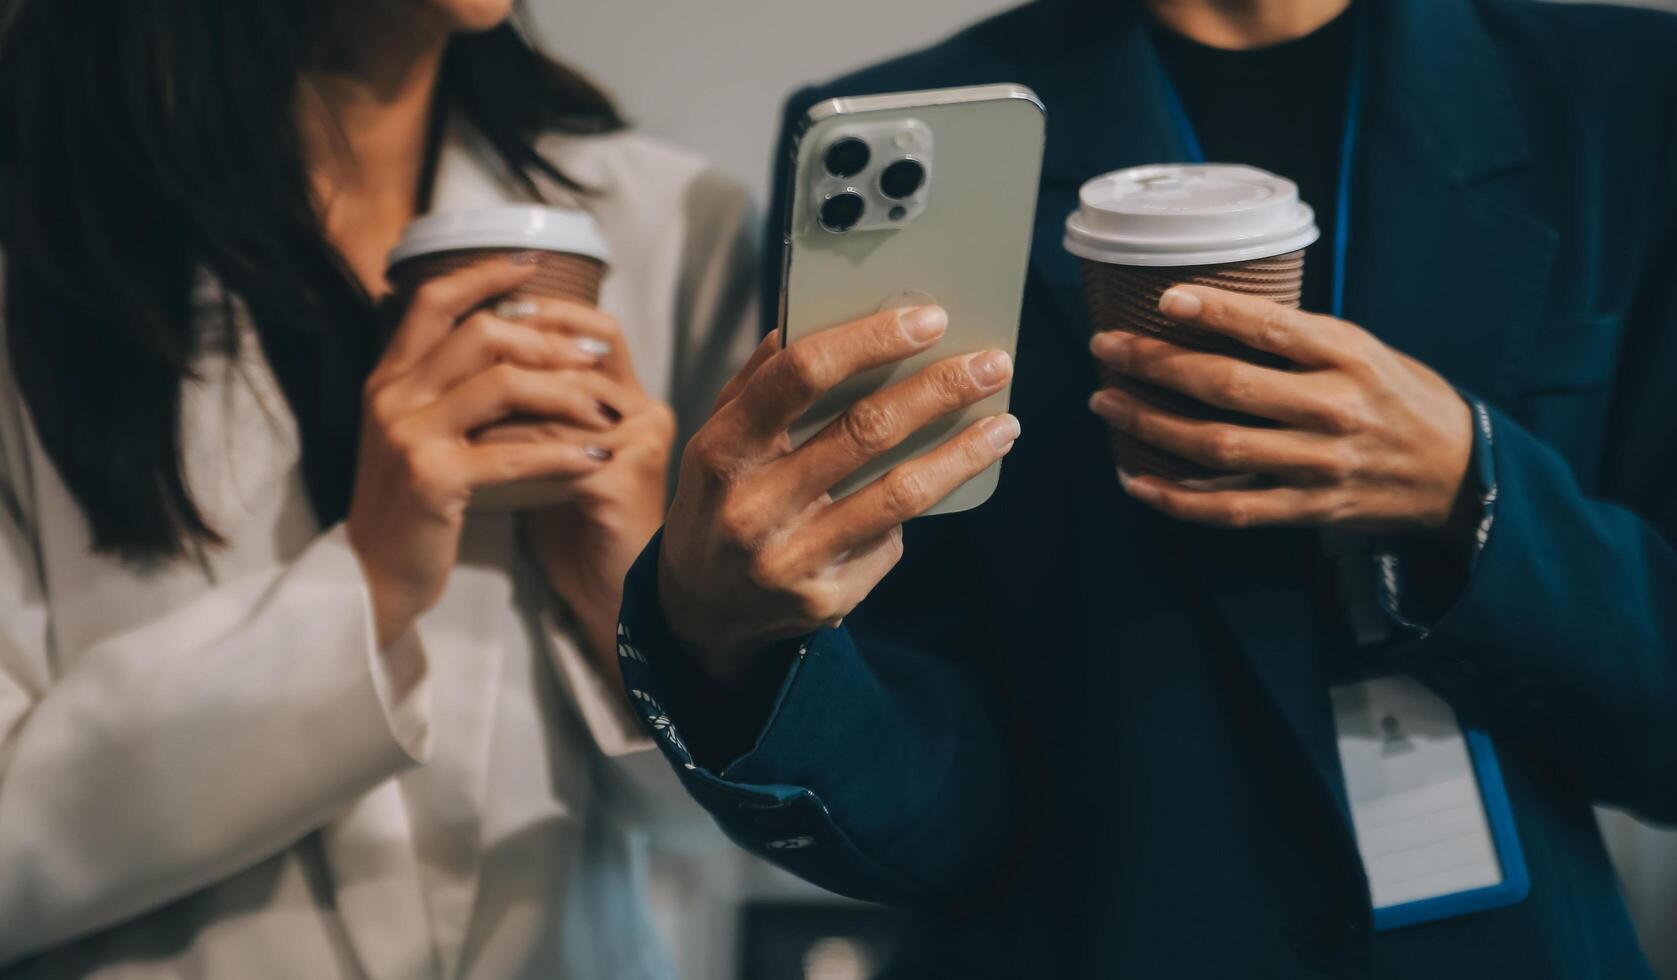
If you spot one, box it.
[658,306,1019,683]
[654,84,1043,682]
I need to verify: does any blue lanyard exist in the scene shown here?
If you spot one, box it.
[1154,13,1368,319]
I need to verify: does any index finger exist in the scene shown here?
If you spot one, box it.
[1158,285,1358,368]
[380,258,540,378]
[711,331,783,412]
[725,305,949,441]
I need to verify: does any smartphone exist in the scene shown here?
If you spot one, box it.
[776,83,1045,516]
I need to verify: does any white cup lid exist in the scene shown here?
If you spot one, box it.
[1063,164,1318,267]
[388,206,610,268]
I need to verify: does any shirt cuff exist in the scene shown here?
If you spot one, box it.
[327,522,434,765]
[1371,398,1500,640]
[367,627,434,764]
[616,530,806,776]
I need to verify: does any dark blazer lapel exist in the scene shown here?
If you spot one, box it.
[1049,0,1555,857]
[1345,0,1558,403]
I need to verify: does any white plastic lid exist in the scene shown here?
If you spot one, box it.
[1063,164,1318,267]
[388,206,610,267]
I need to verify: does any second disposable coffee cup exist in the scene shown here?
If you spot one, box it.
[387,205,612,511]
[1064,164,1319,486]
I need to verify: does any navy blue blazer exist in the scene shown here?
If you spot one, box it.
[618,0,1677,975]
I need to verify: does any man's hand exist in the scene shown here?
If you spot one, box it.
[659,305,1018,686]
[1089,285,1474,536]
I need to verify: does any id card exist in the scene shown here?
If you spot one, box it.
[1331,677,1529,929]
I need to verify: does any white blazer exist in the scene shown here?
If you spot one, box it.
[0,121,756,979]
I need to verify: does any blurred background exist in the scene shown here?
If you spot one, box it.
[528,0,1677,977]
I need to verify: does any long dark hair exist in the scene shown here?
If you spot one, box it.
[0,0,621,561]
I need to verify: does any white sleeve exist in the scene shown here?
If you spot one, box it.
[540,169,758,849]
[0,513,433,965]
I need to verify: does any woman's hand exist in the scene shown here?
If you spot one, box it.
[347,259,617,650]
[1088,285,1475,538]
[482,299,676,669]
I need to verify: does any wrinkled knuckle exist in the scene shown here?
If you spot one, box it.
[716,497,760,545]
[1207,428,1246,468]
[1201,297,1232,330]
[932,362,973,406]
[840,400,897,456]
[686,435,732,484]
[779,346,826,400]
[882,468,929,518]
[1213,367,1254,405]
[1222,503,1254,528]
[1255,307,1292,351]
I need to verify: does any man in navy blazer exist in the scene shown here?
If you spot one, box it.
[616,0,1677,975]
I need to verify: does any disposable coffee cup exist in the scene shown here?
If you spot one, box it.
[1064,164,1319,486]
[387,206,612,511]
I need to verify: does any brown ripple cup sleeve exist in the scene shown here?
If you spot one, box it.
[1064,164,1320,487]
[387,247,605,309]
[385,206,612,511]
[1079,250,1304,483]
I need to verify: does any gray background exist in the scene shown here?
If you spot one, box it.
[527,1,1676,976]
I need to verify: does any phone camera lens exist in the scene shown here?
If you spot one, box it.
[818,191,865,232]
[823,137,870,179]
[879,159,926,199]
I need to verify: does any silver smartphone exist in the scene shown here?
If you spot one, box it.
[776,84,1046,516]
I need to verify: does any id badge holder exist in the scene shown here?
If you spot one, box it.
[1330,676,1531,930]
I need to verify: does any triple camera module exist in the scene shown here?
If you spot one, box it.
[812,121,931,234]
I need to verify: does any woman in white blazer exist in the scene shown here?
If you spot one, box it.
[0,0,753,977]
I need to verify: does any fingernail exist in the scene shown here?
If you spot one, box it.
[1118,469,1160,502]
[967,350,1012,388]
[597,400,622,423]
[1088,389,1131,424]
[495,299,540,319]
[1090,331,1131,369]
[901,305,948,343]
[1159,288,1201,318]
[509,250,544,266]
[981,413,1021,452]
[575,337,612,358]
[585,445,613,461]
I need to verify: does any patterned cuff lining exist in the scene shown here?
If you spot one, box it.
[618,624,699,771]
[1372,399,1499,640]
[620,619,813,776]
